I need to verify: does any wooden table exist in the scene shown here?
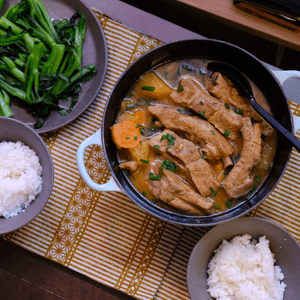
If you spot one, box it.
[176,0,300,51]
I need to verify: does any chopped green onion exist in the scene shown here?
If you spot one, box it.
[126,104,138,109]
[199,111,205,117]
[178,64,182,75]
[162,160,178,172]
[166,145,171,150]
[177,108,184,113]
[177,84,184,93]
[210,187,216,196]
[234,108,243,115]
[140,128,144,134]
[225,103,230,109]
[223,171,228,175]
[124,170,131,176]
[156,153,161,156]
[247,187,257,198]
[214,205,219,209]
[165,71,169,79]
[142,86,155,91]
[200,69,206,75]
[128,93,133,97]
[224,130,231,136]
[199,101,204,105]
[149,173,160,180]
[201,154,206,159]
[152,198,157,203]
[140,159,148,164]
[225,201,232,208]
[160,133,175,145]
[125,137,130,140]
[134,136,138,140]
[182,64,193,71]
[212,131,216,135]
[255,175,261,184]
[142,191,146,196]
[135,124,141,128]
[146,99,152,103]
[154,145,160,150]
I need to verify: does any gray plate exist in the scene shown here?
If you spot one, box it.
[0,117,54,234]
[2,0,107,133]
[187,217,300,300]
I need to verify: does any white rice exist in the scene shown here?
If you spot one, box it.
[0,141,43,218]
[207,234,286,300]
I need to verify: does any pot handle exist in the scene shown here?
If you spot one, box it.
[77,129,121,192]
[271,70,300,133]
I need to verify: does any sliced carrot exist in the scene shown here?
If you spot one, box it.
[117,110,145,126]
[132,110,145,125]
[111,121,141,148]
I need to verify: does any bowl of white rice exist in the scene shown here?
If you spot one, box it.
[187,217,300,300]
[0,117,54,234]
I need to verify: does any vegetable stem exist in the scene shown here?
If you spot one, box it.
[0,89,12,117]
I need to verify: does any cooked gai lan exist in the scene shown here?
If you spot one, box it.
[111,59,277,215]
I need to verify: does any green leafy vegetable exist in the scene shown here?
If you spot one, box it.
[0,0,97,127]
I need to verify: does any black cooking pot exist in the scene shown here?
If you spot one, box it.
[77,39,294,226]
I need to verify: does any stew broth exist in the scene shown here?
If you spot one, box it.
[112,58,277,216]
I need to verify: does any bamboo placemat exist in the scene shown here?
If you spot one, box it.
[2,9,300,300]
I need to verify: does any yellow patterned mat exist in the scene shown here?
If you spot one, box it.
[2,9,300,300]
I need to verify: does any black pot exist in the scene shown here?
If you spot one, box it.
[79,39,293,226]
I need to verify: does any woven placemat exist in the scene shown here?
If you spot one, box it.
[2,9,300,300]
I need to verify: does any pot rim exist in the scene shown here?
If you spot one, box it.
[101,38,293,226]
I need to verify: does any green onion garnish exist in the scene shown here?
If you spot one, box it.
[255,175,261,184]
[154,145,160,150]
[212,131,216,135]
[135,124,141,128]
[199,101,204,105]
[149,173,160,180]
[199,111,205,117]
[134,136,138,140]
[177,84,184,93]
[182,64,193,71]
[210,187,216,196]
[178,64,182,75]
[214,205,219,209]
[200,69,206,75]
[165,71,169,79]
[142,86,155,91]
[224,130,231,136]
[126,104,138,109]
[201,154,206,159]
[140,128,144,134]
[160,133,175,145]
[125,137,130,140]
[234,108,243,115]
[140,159,148,164]
[247,187,257,198]
[177,108,184,113]
[124,171,131,176]
[162,160,178,172]
[225,103,230,109]
[142,191,146,196]
[225,201,232,208]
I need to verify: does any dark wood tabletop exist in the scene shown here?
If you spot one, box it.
[1,1,300,299]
